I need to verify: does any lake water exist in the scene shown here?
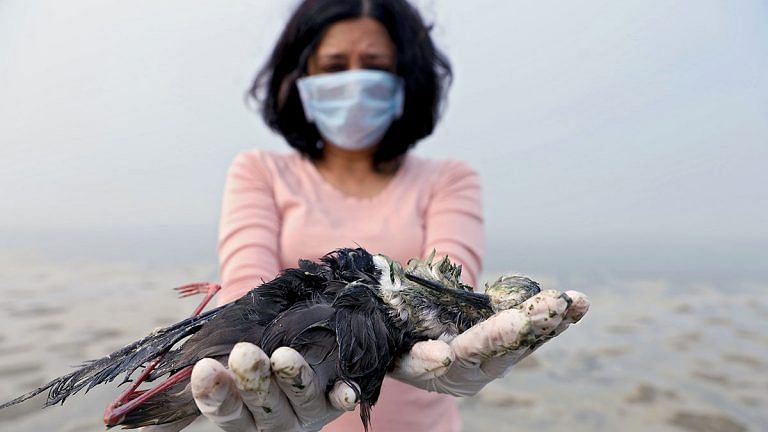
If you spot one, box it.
[0,249,765,431]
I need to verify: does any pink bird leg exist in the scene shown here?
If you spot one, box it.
[103,283,221,426]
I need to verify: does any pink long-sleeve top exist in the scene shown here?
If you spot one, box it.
[217,149,484,432]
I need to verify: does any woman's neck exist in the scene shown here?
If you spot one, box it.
[312,143,400,199]
[315,144,377,177]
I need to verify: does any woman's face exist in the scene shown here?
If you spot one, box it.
[308,17,396,76]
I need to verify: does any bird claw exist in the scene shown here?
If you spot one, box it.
[174,282,221,299]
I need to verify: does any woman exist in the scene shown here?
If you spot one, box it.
[181,1,588,432]
[218,1,477,430]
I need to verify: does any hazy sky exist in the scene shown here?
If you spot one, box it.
[1,0,766,279]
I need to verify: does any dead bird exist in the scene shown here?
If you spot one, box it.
[0,247,543,430]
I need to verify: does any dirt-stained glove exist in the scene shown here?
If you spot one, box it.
[390,289,590,397]
[142,343,358,432]
[193,343,359,432]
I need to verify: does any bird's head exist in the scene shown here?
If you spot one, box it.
[484,275,541,312]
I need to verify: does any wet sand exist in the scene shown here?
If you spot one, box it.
[0,252,766,431]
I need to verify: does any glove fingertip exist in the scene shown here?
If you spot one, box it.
[563,290,590,322]
[329,381,359,412]
[270,346,305,381]
[191,358,229,399]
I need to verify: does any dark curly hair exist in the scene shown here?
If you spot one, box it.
[249,0,453,170]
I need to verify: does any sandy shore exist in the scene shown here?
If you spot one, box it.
[0,251,765,431]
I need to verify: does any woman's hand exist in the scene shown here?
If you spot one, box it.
[390,289,590,396]
[142,344,359,432]
[192,343,360,432]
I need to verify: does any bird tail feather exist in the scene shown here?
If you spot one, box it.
[0,306,224,410]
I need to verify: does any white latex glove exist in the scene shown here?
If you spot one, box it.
[390,289,590,397]
[195,343,361,432]
[142,343,359,432]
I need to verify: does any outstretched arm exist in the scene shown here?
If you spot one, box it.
[217,151,282,305]
[422,159,484,287]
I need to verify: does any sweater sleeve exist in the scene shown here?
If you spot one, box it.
[217,151,282,305]
[423,160,485,287]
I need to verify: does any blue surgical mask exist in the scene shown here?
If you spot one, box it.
[297,69,404,151]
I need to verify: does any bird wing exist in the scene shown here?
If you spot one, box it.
[333,282,401,431]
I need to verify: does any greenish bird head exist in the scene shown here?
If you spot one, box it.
[484,275,541,312]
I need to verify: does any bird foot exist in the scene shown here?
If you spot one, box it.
[175,282,221,298]
[174,282,222,316]
[103,282,221,427]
